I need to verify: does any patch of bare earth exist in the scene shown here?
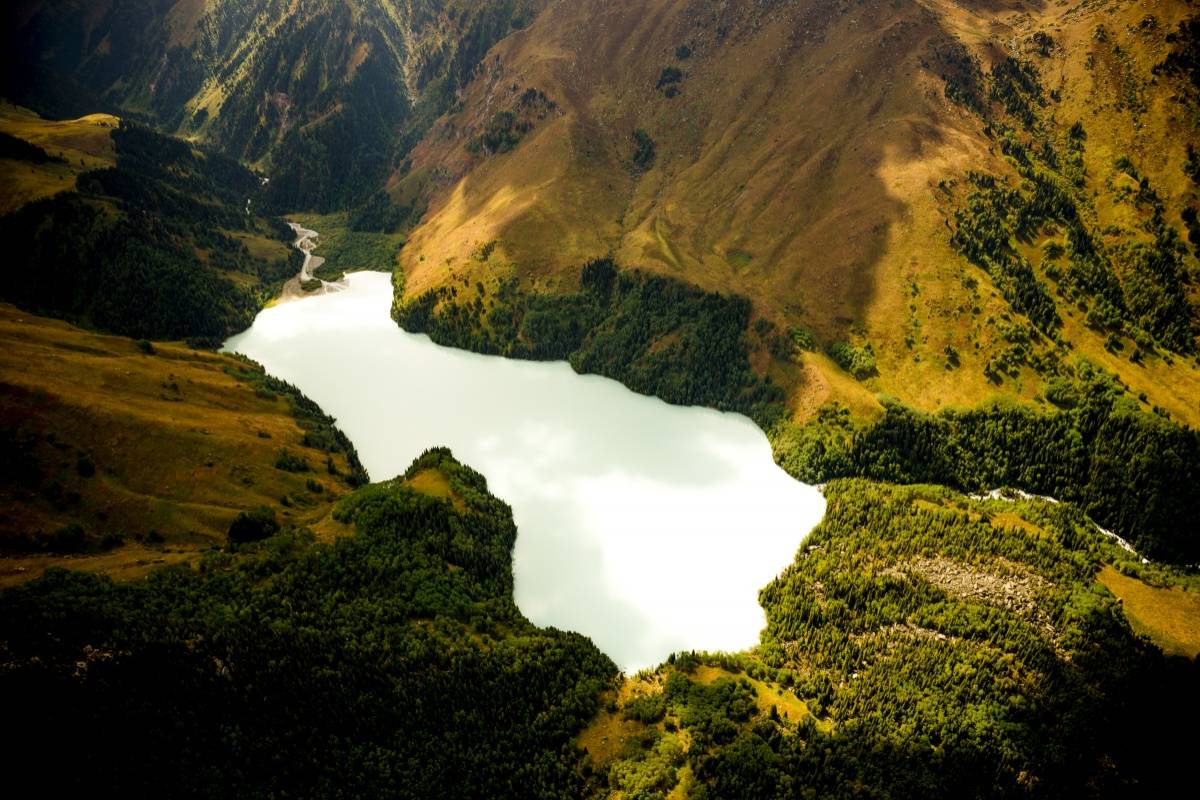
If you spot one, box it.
[887,556,1062,650]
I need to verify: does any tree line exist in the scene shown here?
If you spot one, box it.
[395,258,786,425]
[773,364,1200,563]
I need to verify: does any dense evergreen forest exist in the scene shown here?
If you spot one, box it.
[395,259,787,424]
[773,364,1200,563]
[12,455,1186,797]
[0,121,299,340]
[0,450,615,797]
[592,481,1198,798]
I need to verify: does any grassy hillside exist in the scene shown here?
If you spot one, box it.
[1098,564,1200,658]
[394,0,1200,427]
[0,102,118,214]
[0,303,365,588]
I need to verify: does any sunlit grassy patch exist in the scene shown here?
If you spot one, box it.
[1099,565,1200,659]
[404,468,467,513]
[0,104,120,215]
[0,304,359,587]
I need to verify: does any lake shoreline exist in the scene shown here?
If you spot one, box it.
[224,272,826,673]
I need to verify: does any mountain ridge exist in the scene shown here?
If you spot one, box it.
[3,0,546,210]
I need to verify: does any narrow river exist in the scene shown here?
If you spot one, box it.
[225,259,825,672]
[277,223,346,301]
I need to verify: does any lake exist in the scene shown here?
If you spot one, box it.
[224,271,826,672]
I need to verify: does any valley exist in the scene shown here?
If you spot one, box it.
[1,0,1199,798]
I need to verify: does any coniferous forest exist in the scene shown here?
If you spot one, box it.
[2,121,299,340]
[1,451,614,798]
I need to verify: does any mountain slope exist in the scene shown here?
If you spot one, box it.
[0,107,301,340]
[394,0,1200,426]
[0,449,614,797]
[0,304,366,587]
[9,0,1197,421]
[0,102,117,214]
[3,0,546,211]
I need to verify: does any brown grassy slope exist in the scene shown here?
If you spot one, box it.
[0,102,118,214]
[399,0,963,315]
[0,304,358,587]
[1099,564,1200,659]
[395,0,1200,424]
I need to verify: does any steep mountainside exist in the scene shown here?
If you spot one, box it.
[7,1,1197,426]
[395,0,1200,427]
[3,0,545,211]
